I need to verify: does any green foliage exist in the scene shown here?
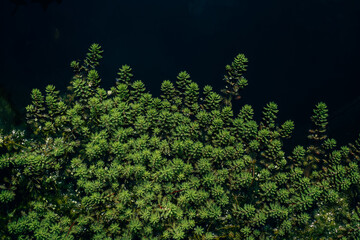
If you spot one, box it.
[1,44,360,239]
[220,53,248,108]
[84,43,104,70]
[308,102,329,141]
[116,64,134,87]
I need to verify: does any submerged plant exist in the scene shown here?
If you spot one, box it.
[0,43,359,239]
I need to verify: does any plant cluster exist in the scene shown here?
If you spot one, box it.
[0,43,359,239]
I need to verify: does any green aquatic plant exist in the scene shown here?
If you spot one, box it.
[0,43,359,239]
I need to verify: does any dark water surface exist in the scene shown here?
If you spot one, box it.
[1,0,359,152]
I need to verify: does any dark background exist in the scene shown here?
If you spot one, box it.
[1,0,359,153]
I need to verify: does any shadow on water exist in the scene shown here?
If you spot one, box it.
[0,85,27,135]
[327,95,360,144]
[9,0,62,15]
